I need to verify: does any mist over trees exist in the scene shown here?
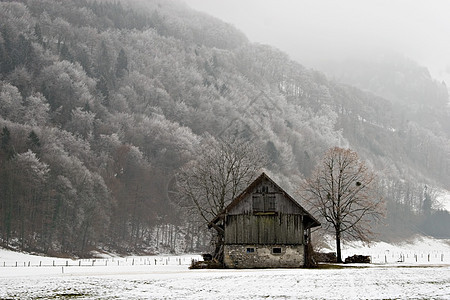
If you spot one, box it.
[0,0,449,256]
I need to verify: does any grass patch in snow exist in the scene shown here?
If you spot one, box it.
[315,263,369,269]
[37,292,88,299]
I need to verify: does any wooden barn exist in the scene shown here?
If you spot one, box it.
[209,172,320,268]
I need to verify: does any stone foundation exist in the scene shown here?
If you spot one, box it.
[223,244,305,268]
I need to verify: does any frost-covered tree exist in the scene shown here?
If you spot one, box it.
[23,93,50,127]
[40,61,96,125]
[66,107,96,138]
[0,82,24,123]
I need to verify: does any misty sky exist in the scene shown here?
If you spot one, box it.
[184,0,450,84]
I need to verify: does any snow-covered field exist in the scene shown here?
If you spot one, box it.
[1,263,449,299]
[1,237,449,299]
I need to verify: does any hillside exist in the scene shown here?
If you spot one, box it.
[316,53,450,140]
[0,0,449,256]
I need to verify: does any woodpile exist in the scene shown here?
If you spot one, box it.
[344,255,371,263]
[189,258,223,269]
[201,254,212,261]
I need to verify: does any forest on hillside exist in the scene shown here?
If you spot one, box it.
[0,0,449,256]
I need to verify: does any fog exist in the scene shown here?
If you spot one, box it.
[184,0,450,84]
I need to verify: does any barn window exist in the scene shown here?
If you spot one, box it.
[252,194,276,212]
[272,247,282,254]
[267,195,276,211]
[252,195,263,211]
[246,247,255,253]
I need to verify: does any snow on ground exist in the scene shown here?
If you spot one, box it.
[1,264,450,299]
[339,235,450,264]
[0,237,449,299]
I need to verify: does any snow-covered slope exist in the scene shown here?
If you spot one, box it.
[324,235,450,264]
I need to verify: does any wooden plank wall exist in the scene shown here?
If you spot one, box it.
[228,193,304,215]
[228,177,305,216]
[225,214,304,245]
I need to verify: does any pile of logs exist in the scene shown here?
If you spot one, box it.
[189,253,223,269]
[344,255,371,263]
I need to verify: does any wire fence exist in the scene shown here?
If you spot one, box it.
[1,251,449,269]
[0,255,201,268]
[341,249,450,264]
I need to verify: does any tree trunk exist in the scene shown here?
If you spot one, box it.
[156,225,160,250]
[80,221,90,255]
[336,230,342,263]
[213,231,224,264]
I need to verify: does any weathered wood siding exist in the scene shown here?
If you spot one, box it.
[224,214,304,245]
[227,178,304,215]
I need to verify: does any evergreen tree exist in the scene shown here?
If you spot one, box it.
[1,126,15,160]
[0,26,14,74]
[115,48,128,78]
[422,185,432,217]
[26,130,41,155]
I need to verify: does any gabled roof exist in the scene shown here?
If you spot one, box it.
[209,172,320,229]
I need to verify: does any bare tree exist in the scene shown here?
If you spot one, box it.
[176,136,265,262]
[302,147,384,263]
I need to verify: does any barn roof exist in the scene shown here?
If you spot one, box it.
[209,172,321,229]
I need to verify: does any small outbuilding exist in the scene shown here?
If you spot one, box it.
[209,172,320,268]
